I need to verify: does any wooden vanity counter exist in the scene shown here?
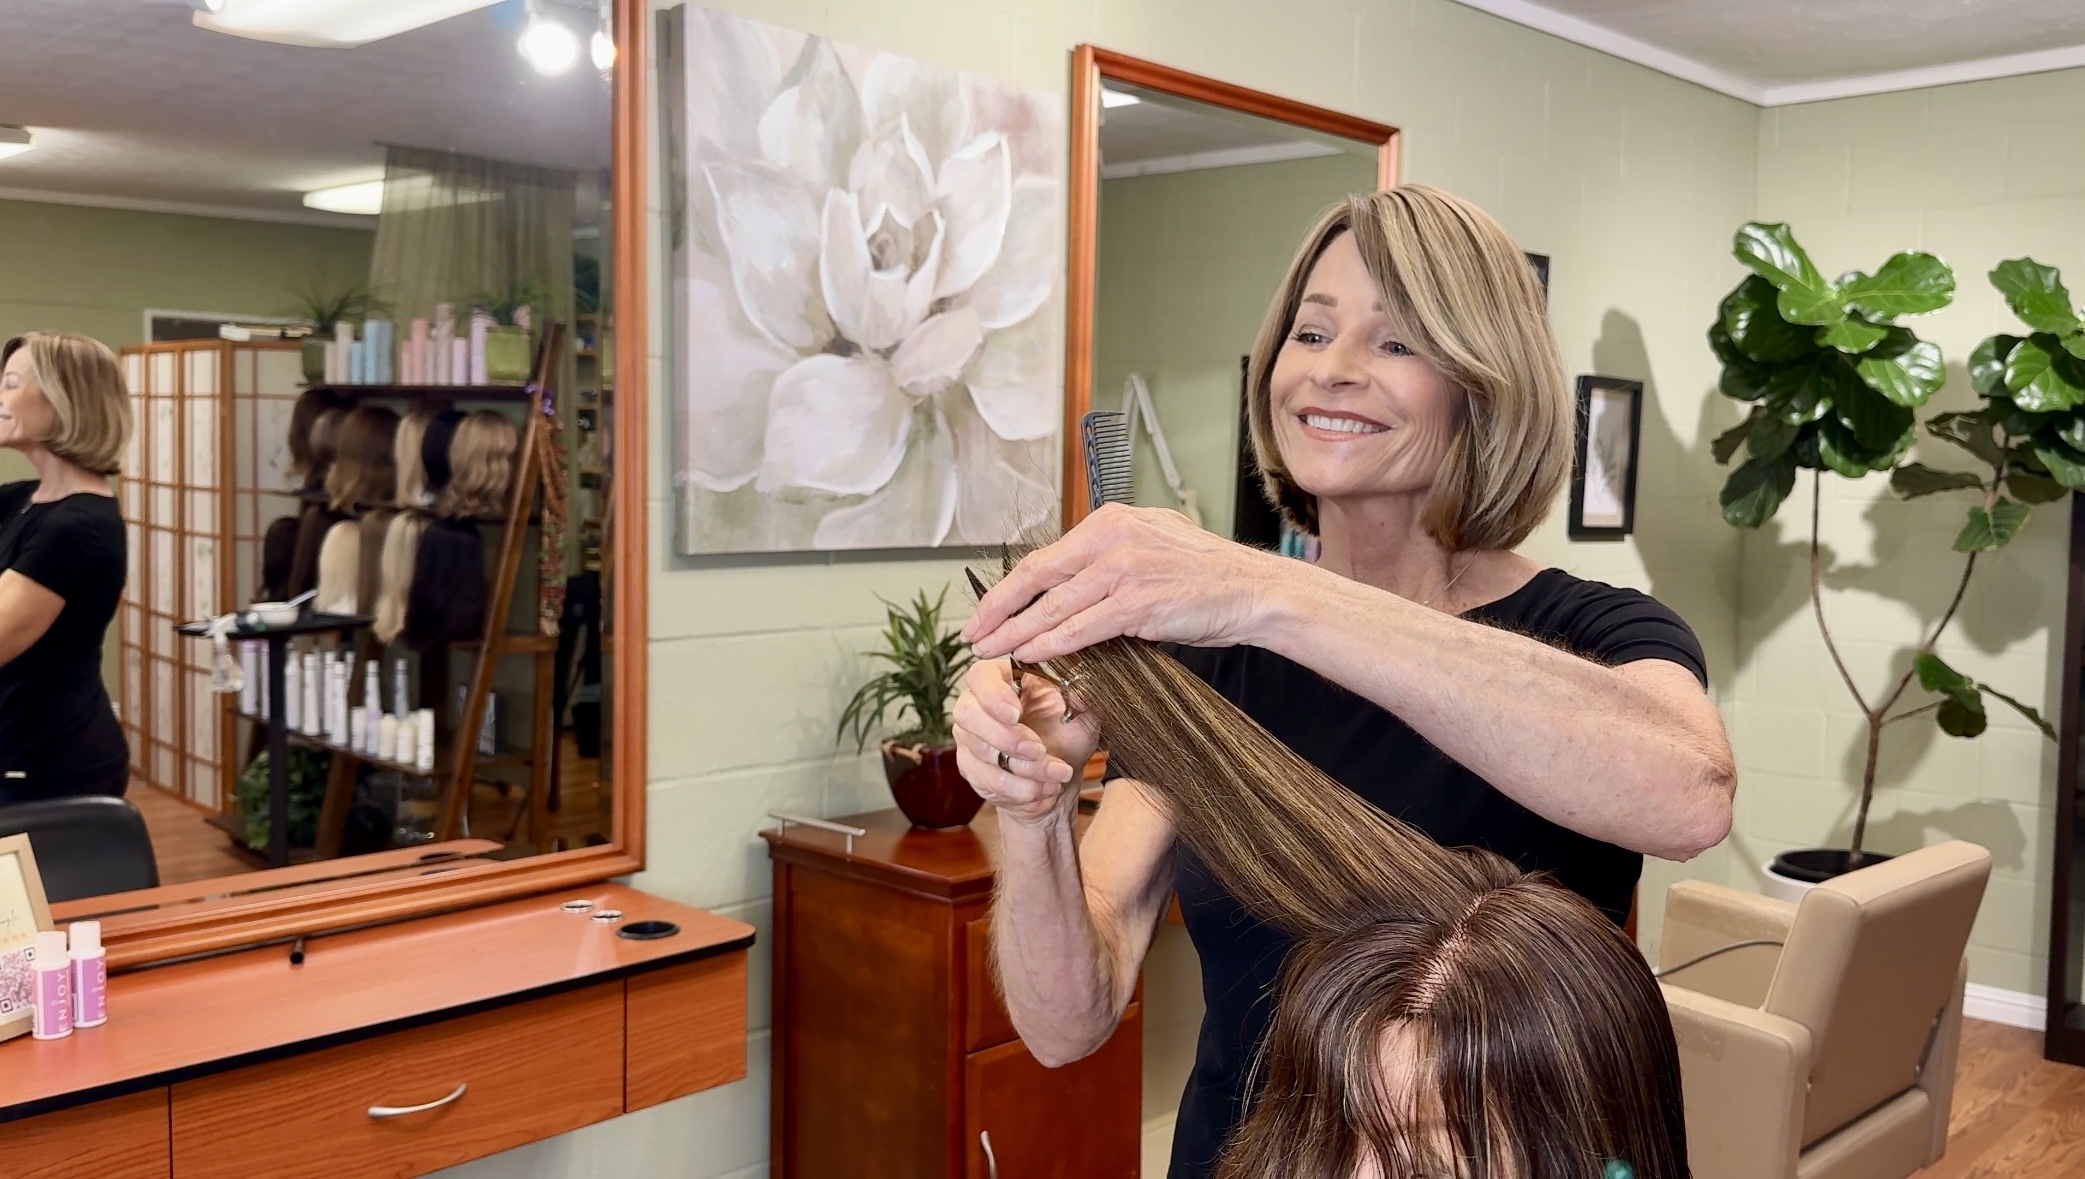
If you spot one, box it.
[0,884,754,1179]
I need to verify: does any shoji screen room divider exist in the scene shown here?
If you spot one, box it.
[119,340,301,814]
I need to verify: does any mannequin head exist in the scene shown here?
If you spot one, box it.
[438,409,519,519]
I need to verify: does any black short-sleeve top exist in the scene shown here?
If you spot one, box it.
[0,481,128,790]
[1118,567,1709,1179]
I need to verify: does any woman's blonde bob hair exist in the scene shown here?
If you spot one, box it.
[1,332,134,477]
[1244,185,1569,551]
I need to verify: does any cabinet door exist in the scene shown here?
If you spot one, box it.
[964,1002,1142,1179]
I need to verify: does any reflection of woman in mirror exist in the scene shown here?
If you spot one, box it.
[954,187,1734,1176]
[0,333,132,806]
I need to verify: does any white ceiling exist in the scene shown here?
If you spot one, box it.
[0,0,609,225]
[1458,0,2085,105]
[1099,86,1364,179]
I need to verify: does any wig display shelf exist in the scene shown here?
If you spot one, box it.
[297,382,535,401]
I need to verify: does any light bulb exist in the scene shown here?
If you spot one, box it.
[519,15,579,74]
[590,28,615,71]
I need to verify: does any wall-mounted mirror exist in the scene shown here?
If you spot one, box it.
[0,0,648,965]
[1062,48,1398,529]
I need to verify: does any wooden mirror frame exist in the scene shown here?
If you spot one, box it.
[53,0,652,969]
[1060,47,1401,524]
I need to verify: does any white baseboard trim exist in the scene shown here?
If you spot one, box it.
[1963,983,2044,1031]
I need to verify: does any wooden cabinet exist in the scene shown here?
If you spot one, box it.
[0,885,754,1179]
[765,809,1141,1179]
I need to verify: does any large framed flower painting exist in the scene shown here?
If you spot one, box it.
[665,5,1065,554]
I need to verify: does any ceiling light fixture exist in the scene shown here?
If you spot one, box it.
[301,179,384,216]
[519,0,581,75]
[1100,89,1142,109]
[191,0,500,50]
[0,126,35,163]
[589,0,616,72]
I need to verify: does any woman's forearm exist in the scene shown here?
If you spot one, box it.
[989,806,1130,1066]
[1254,565,1734,861]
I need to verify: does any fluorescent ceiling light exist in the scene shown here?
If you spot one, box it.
[1101,89,1142,109]
[0,126,33,162]
[302,179,383,215]
[193,0,500,49]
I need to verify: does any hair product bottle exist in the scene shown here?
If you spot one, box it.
[32,931,73,1039]
[69,921,106,1029]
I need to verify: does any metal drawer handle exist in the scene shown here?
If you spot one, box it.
[981,1129,999,1179]
[368,1083,468,1118]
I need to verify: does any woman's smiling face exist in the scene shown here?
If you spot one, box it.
[1268,231,1462,509]
[0,347,59,453]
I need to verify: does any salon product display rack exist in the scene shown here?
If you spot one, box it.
[309,326,570,858]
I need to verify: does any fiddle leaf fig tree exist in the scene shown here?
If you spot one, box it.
[1709,224,2059,857]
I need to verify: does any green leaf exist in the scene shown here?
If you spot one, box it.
[1766,357,1835,422]
[1722,277,1816,363]
[1835,376,1916,451]
[1937,694,1989,738]
[2034,436,2085,486]
[1953,497,2031,552]
[1843,252,1956,318]
[1711,417,1752,465]
[2004,336,2085,411]
[1856,338,1945,407]
[1720,361,1772,402]
[1708,320,1746,367]
[1969,334,2023,397]
[1818,317,1891,353]
[1889,462,1983,499]
[1990,258,2080,335]
[1734,222,1842,325]
[2008,469,2067,504]
[1981,683,2058,741]
[1720,453,1797,527]
[2064,331,2085,361]
[1817,420,1875,477]
[1925,410,2006,467]
[1747,412,1798,462]
[1915,652,1989,738]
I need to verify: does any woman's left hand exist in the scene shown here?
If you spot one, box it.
[963,504,1294,663]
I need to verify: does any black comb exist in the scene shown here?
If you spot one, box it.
[1081,410,1132,511]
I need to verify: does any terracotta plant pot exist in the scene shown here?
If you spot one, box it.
[880,740,982,830]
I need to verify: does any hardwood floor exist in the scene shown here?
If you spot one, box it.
[130,732,611,888]
[1920,1019,2085,1178]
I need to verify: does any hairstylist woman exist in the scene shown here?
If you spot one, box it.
[954,186,1736,1178]
[0,333,131,806]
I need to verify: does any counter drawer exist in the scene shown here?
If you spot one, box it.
[170,983,623,1179]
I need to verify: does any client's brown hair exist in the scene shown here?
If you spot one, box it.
[438,409,518,519]
[976,556,1688,1179]
[325,405,399,511]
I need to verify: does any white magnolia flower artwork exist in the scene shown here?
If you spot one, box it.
[669,5,1065,554]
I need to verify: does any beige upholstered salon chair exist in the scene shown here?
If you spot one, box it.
[1656,840,1990,1179]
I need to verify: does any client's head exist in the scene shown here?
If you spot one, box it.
[1231,872,1684,1179]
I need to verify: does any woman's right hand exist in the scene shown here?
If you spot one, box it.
[952,659,1100,827]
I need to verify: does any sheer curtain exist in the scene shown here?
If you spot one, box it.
[368,144,578,333]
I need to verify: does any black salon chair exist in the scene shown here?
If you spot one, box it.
[0,795,160,903]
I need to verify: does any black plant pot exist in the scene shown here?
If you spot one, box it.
[1769,847,1894,884]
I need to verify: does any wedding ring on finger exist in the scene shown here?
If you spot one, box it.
[997,748,1012,772]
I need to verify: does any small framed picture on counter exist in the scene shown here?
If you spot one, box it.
[1569,375,1643,540]
[0,833,54,1043]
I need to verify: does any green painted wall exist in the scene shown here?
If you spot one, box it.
[1094,153,1379,539]
[0,198,373,485]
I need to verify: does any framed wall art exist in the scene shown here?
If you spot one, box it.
[1569,375,1642,540]
[0,833,54,1044]
[663,4,1066,554]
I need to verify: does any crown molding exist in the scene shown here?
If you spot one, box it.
[1449,0,2085,108]
[0,186,374,230]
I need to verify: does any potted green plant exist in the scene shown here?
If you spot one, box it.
[837,586,979,829]
[461,278,553,383]
[285,279,388,383]
[1710,223,2068,899]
